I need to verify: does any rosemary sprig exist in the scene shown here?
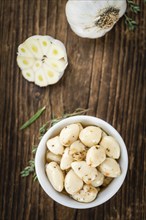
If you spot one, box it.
[20,160,37,181]
[21,108,88,180]
[127,0,140,13]
[20,106,46,130]
[125,0,140,30]
[124,14,137,31]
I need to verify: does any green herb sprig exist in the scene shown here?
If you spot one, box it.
[125,0,140,30]
[124,14,137,31]
[20,108,88,181]
[20,159,37,181]
[127,0,140,13]
[20,106,46,130]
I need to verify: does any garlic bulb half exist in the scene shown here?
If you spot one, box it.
[17,35,68,86]
[66,0,127,38]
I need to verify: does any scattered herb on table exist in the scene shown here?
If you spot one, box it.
[124,0,140,30]
[20,108,88,181]
[20,106,46,130]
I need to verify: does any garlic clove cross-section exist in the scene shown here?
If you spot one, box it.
[17,35,68,87]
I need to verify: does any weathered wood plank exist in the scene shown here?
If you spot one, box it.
[0,0,145,220]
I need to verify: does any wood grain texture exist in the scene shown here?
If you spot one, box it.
[0,0,145,220]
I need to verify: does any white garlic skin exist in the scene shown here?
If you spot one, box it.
[79,126,102,147]
[100,136,120,159]
[69,140,86,161]
[86,145,106,167]
[66,0,127,39]
[46,162,64,192]
[99,158,121,178]
[47,136,64,155]
[46,151,61,164]
[59,124,80,146]
[72,185,99,203]
[60,148,73,170]
[65,169,83,195]
[71,161,98,184]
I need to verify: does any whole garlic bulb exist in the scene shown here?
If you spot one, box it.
[65,0,127,39]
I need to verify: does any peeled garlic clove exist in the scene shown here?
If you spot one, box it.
[91,170,104,187]
[46,151,61,164]
[72,185,99,203]
[38,36,51,55]
[76,122,83,132]
[71,161,98,184]
[102,130,108,138]
[22,68,35,82]
[65,169,83,195]
[46,162,64,192]
[99,158,121,178]
[25,37,43,59]
[35,67,48,87]
[59,124,80,146]
[18,42,33,57]
[43,63,60,85]
[60,148,73,170]
[17,56,35,70]
[69,140,86,161]
[86,145,106,167]
[45,57,67,72]
[47,136,64,155]
[79,126,102,147]
[102,177,113,187]
[100,136,120,159]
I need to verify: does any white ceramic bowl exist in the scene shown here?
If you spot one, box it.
[35,116,128,209]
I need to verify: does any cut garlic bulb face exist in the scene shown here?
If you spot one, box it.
[22,68,35,82]
[17,35,68,86]
[66,0,127,39]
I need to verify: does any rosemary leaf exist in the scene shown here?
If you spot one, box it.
[20,106,46,130]
[124,0,140,30]
[124,14,138,31]
[20,161,35,177]
[127,0,140,13]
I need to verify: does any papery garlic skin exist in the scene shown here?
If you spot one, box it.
[17,35,68,86]
[66,0,127,39]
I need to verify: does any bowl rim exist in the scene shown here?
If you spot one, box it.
[35,115,128,209]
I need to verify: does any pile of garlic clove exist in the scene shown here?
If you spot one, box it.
[45,123,121,203]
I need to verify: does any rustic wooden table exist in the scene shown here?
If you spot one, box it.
[0,0,145,220]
